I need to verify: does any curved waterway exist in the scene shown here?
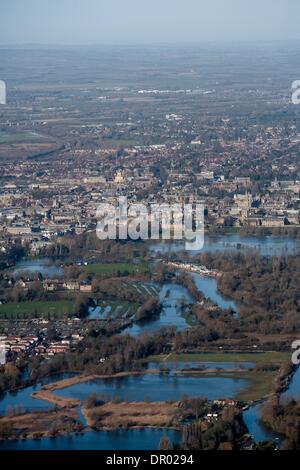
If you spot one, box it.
[243,367,300,446]
[282,366,300,400]
[191,273,239,313]
[243,403,281,444]
[122,282,193,336]
[122,272,239,337]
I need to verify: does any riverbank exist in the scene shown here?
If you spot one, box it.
[39,369,161,393]
[0,408,83,441]
[31,390,80,407]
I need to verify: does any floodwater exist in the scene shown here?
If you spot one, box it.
[13,258,63,277]
[150,235,297,257]
[54,372,248,403]
[0,428,182,450]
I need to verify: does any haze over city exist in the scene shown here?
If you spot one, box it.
[0,0,300,45]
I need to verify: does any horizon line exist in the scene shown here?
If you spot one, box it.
[1,38,300,49]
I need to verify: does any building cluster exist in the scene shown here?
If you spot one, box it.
[0,143,299,255]
[0,332,84,361]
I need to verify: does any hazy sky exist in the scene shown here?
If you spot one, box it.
[0,0,299,45]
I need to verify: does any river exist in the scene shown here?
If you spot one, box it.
[122,282,194,336]
[243,366,300,446]
[282,366,300,400]
[243,403,280,444]
[122,271,239,337]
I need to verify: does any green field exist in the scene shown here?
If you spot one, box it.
[0,131,51,144]
[0,300,73,319]
[234,371,277,401]
[149,352,290,364]
[83,263,149,275]
[147,352,290,402]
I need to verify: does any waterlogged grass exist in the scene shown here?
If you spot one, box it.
[182,313,197,327]
[95,300,140,319]
[83,263,149,275]
[0,300,73,319]
[122,281,160,298]
[183,370,277,401]
[221,227,241,234]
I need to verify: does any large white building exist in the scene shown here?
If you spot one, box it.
[0,342,6,365]
[0,80,6,105]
